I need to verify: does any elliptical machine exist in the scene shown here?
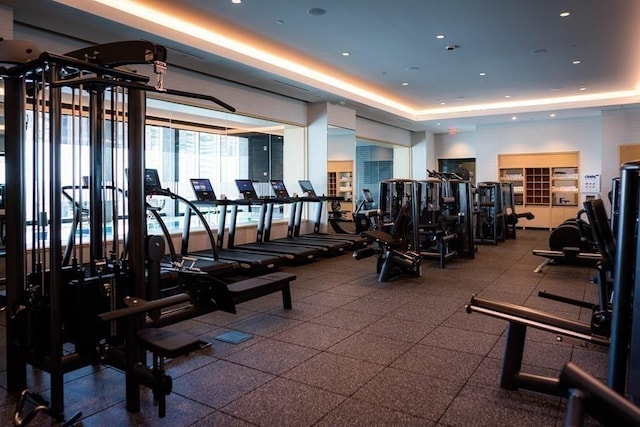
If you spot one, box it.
[329,188,378,234]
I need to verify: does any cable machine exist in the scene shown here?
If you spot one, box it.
[2,40,238,423]
[474,181,505,245]
[354,179,421,281]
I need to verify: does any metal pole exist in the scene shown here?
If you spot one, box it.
[125,87,146,412]
[608,161,640,393]
[89,88,105,274]
[47,64,65,417]
[4,74,27,393]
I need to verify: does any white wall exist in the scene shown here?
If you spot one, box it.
[328,134,355,161]
[435,116,602,186]
[601,106,640,205]
[409,131,434,180]
[356,117,412,146]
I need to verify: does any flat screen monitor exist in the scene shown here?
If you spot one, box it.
[270,179,289,199]
[190,178,216,201]
[298,180,316,197]
[362,188,374,203]
[144,168,162,193]
[235,179,259,200]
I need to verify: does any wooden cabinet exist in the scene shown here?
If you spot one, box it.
[525,168,551,205]
[550,206,581,228]
[551,167,579,207]
[498,152,579,229]
[499,168,523,205]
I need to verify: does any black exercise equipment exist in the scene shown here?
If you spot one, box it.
[417,172,476,268]
[261,180,353,256]
[560,362,640,427]
[474,181,505,245]
[329,188,378,235]
[609,161,640,401]
[466,295,609,396]
[183,204,285,274]
[532,209,601,273]
[354,179,421,281]
[1,39,249,422]
[217,180,321,263]
[534,199,614,339]
[501,182,534,239]
[415,178,458,268]
[292,180,369,249]
[466,162,640,407]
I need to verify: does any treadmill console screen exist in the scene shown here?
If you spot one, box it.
[190,178,216,201]
[144,169,162,193]
[298,180,316,197]
[270,180,289,199]
[235,179,259,199]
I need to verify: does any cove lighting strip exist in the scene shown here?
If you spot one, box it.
[57,0,640,121]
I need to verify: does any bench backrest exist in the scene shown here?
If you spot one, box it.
[583,198,616,265]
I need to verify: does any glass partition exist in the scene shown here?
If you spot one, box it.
[355,138,411,207]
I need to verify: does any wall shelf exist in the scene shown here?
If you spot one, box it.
[499,152,579,229]
[328,160,354,211]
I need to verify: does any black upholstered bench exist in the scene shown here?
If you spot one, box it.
[136,327,208,417]
[227,272,295,309]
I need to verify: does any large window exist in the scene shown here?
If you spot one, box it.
[355,140,394,206]
[20,98,301,229]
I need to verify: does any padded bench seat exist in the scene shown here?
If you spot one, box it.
[227,272,295,309]
[137,327,204,359]
[136,327,209,418]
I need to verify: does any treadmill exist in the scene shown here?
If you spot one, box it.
[295,180,369,249]
[181,178,284,274]
[220,179,320,264]
[143,169,237,276]
[263,180,353,255]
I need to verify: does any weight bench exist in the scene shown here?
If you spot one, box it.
[98,293,210,418]
[136,327,208,417]
[466,295,609,397]
[227,272,295,309]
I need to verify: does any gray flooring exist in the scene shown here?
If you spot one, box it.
[0,229,609,426]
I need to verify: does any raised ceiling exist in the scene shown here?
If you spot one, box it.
[4,0,640,132]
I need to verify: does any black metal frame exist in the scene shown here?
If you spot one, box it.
[4,52,149,419]
[2,40,237,422]
[474,181,505,245]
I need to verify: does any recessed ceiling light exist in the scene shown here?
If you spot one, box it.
[579,86,587,91]
[511,116,517,120]
[276,20,284,24]
[402,82,409,86]
[479,72,486,76]
[436,34,445,39]
[440,101,446,105]
[341,52,350,56]
[560,11,570,17]
[550,113,556,118]
[307,7,326,16]
[572,60,581,65]
[529,48,548,56]
[505,95,511,98]
[232,0,242,3]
